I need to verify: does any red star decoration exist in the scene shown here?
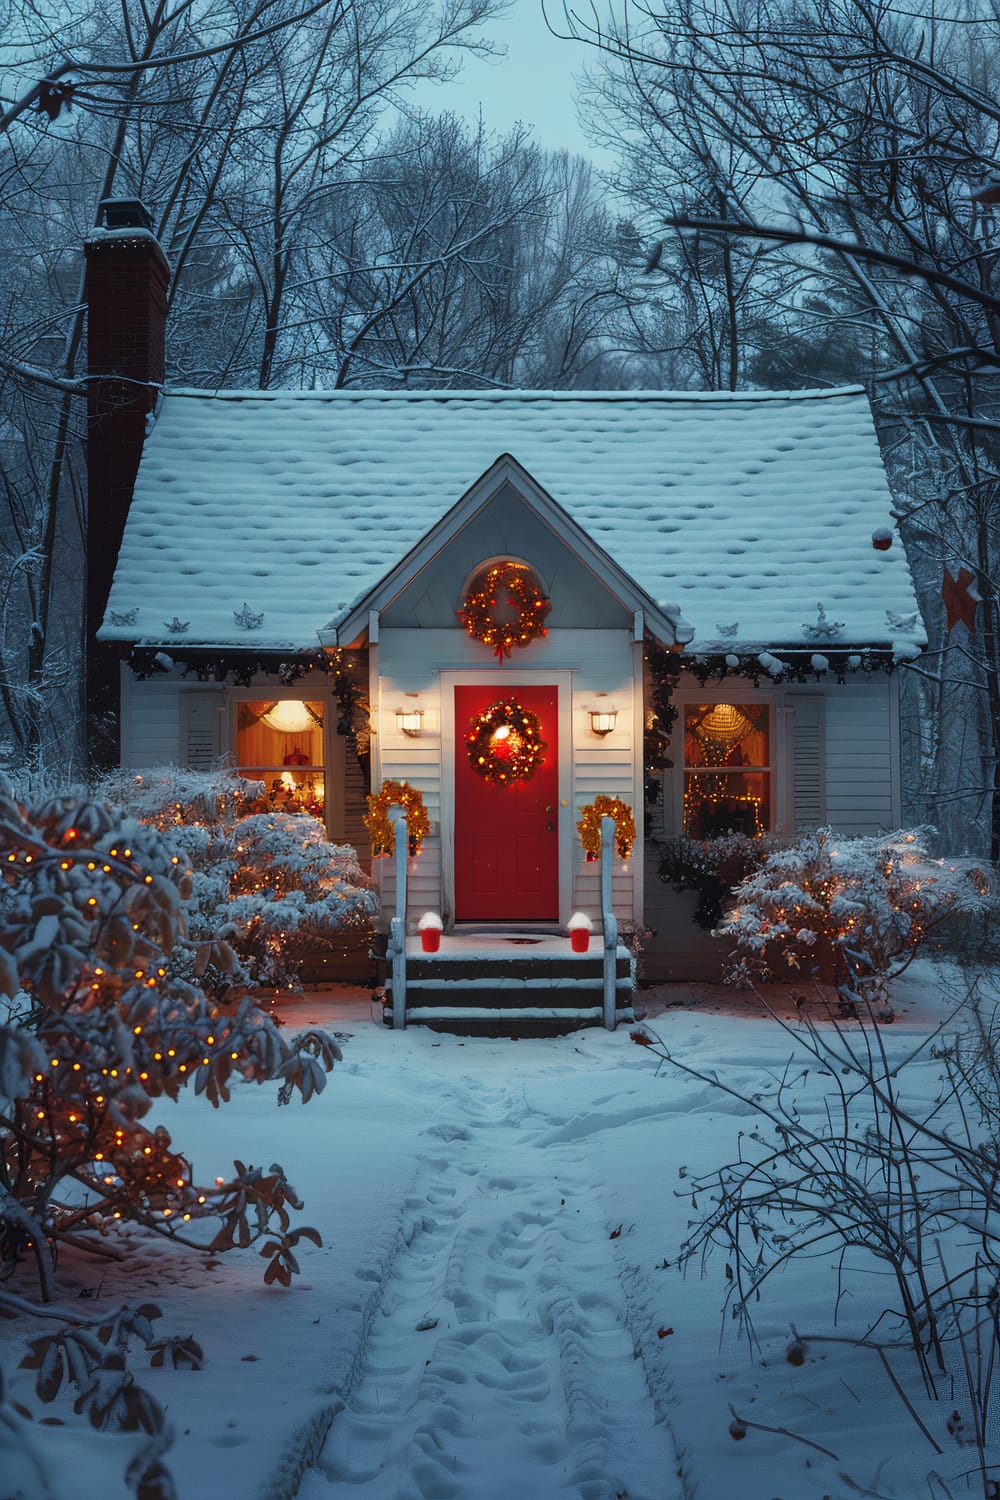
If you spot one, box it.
[943,567,979,632]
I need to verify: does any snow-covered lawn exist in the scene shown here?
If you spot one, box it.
[3,967,993,1500]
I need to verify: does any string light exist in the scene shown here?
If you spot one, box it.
[457,561,551,660]
[466,699,546,785]
[364,781,429,858]
[577,797,636,860]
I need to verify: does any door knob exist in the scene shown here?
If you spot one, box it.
[546,821,555,832]
[545,805,554,813]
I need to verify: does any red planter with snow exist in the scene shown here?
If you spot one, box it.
[420,928,441,953]
[570,928,590,953]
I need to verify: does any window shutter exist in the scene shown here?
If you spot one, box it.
[180,691,224,769]
[791,697,825,829]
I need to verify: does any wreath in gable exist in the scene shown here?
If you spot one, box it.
[577,795,636,861]
[364,780,430,857]
[467,699,547,786]
[458,562,551,661]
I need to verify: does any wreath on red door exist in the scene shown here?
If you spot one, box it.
[467,699,547,786]
[458,562,551,661]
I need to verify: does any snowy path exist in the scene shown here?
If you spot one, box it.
[301,1071,679,1500]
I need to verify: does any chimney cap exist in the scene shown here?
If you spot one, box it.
[98,198,153,231]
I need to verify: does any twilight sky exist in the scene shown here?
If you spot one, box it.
[415,0,605,161]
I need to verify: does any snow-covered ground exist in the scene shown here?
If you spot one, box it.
[2,966,994,1500]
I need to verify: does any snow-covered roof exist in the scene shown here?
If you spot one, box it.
[99,386,923,653]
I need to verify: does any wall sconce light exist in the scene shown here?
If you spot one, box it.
[396,708,423,737]
[589,707,618,737]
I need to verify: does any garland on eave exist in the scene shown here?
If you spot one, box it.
[642,641,900,791]
[127,647,370,779]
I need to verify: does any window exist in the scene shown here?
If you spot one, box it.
[683,702,770,837]
[236,700,325,816]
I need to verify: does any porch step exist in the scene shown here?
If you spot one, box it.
[383,936,636,1034]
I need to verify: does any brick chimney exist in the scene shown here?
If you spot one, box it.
[84,198,169,764]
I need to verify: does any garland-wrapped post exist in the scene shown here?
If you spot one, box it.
[364,780,429,858]
[577,795,636,862]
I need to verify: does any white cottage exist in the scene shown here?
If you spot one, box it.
[85,204,925,1020]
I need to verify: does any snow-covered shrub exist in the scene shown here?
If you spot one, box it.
[0,778,343,1491]
[100,768,378,995]
[567,911,593,932]
[0,778,339,1290]
[417,912,443,932]
[719,827,992,1008]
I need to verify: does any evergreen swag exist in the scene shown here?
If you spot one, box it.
[658,834,773,931]
[127,647,368,745]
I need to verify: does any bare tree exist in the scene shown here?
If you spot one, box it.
[570,0,1000,856]
[0,0,501,770]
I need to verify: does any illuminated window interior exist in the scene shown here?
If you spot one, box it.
[236,701,325,816]
[683,703,770,837]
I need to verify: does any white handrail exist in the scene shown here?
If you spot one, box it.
[388,809,408,1029]
[600,813,618,1030]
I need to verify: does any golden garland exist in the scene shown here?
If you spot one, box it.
[458,562,551,661]
[577,795,636,861]
[467,699,547,785]
[364,780,430,857]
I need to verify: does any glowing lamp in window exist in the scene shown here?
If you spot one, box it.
[236,699,325,818]
[261,700,316,734]
[683,702,771,838]
[396,708,423,737]
[589,707,618,737]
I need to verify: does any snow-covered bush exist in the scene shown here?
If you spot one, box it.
[0,776,339,1298]
[719,827,992,1008]
[0,779,347,1499]
[100,768,379,996]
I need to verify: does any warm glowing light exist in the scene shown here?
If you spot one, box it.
[396,707,423,737]
[261,700,316,734]
[589,708,618,737]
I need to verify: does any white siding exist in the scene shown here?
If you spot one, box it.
[811,681,896,833]
[375,626,640,929]
[121,676,185,766]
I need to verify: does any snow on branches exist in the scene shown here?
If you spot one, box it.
[101,768,378,997]
[719,827,993,1007]
[0,775,340,1301]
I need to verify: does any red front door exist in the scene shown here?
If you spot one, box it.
[454,684,559,921]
